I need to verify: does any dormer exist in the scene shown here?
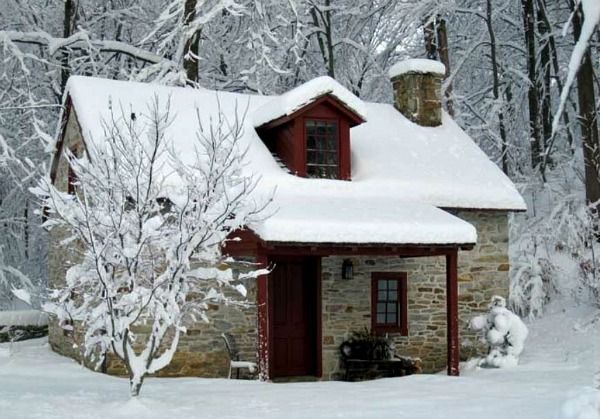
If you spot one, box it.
[253,77,367,181]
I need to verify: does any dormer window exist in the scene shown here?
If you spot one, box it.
[253,78,367,183]
[306,119,339,179]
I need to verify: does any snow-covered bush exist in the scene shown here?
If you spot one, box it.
[510,252,556,320]
[470,295,528,368]
[33,99,268,396]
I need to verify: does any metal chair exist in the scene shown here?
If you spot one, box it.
[221,332,257,379]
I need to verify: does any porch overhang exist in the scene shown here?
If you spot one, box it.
[234,237,465,381]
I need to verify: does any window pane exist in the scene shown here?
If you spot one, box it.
[305,120,339,179]
[388,290,397,301]
[388,280,397,291]
[387,303,397,314]
[387,313,397,324]
[377,303,386,313]
[377,313,386,324]
[378,290,387,301]
[378,279,387,291]
[328,137,337,150]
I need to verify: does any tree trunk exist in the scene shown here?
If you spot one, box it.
[23,202,28,260]
[129,376,144,397]
[60,0,77,94]
[310,1,334,78]
[486,0,509,175]
[572,5,600,205]
[436,18,454,117]
[324,0,334,78]
[183,0,200,84]
[424,17,454,116]
[424,19,437,60]
[521,0,542,169]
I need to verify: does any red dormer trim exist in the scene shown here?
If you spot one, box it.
[257,94,365,131]
[256,94,363,181]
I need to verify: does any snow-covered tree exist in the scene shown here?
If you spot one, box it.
[33,98,268,396]
[553,0,600,137]
[470,295,529,368]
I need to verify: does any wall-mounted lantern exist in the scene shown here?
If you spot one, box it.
[342,259,354,280]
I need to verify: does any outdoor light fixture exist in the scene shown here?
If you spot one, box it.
[342,259,354,280]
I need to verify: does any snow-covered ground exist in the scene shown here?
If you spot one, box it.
[0,301,598,419]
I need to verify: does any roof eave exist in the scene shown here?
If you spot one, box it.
[255,93,366,131]
[261,240,476,252]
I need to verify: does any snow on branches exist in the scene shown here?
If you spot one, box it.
[470,296,529,368]
[33,97,268,396]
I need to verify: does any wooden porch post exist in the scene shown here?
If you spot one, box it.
[256,251,270,381]
[446,249,460,376]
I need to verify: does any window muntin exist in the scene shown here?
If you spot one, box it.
[371,273,408,335]
[305,119,339,179]
[376,279,398,325]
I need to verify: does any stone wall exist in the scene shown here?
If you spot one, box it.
[48,284,258,378]
[321,211,509,379]
[104,280,258,378]
[48,109,88,364]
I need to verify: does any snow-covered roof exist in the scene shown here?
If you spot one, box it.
[389,59,446,79]
[0,310,48,327]
[253,196,476,245]
[252,76,367,127]
[59,76,526,246]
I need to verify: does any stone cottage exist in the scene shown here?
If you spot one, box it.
[48,58,526,380]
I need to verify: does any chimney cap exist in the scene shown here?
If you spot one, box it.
[389,58,446,79]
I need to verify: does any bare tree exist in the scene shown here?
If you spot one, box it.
[35,98,268,396]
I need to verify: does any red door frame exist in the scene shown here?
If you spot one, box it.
[258,255,322,380]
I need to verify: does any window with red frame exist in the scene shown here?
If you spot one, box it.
[371,273,408,335]
[305,119,339,179]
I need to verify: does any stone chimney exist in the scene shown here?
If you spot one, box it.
[389,58,446,127]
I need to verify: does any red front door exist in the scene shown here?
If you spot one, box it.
[270,257,318,378]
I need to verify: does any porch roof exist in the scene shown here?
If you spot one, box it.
[249,195,476,246]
